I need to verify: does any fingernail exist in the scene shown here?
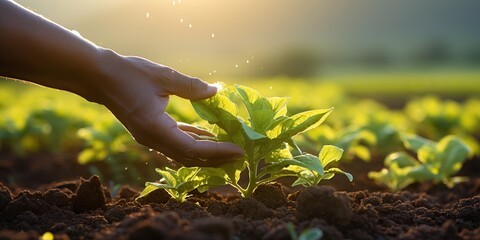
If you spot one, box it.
[209,82,223,92]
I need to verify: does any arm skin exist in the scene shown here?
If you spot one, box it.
[0,0,243,166]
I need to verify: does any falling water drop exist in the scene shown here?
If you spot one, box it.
[189,24,192,28]
[235,64,238,68]
[146,12,150,18]
[211,33,215,38]
[125,167,128,171]
[246,60,250,64]
[269,86,273,90]
[180,18,184,23]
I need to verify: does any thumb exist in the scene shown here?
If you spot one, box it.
[166,70,218,100]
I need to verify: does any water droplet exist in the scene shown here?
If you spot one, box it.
[189,24,192,28]
[208,72,212,75]
[246,60,250,64]
[180,18,184,23]
[213,70,216,73]
[124,167,128,170]
[172,1,176,6]
[146,12,150,18]
[145,162,149,165]
[71,30,81,37]
[269,86,273,90]
[235,64,238,68]
[211,33,215,38]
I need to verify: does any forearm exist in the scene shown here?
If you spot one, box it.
[0,0,112,102]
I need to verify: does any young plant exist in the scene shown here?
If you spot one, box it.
[275,145,353,187]
[286,222,323,240]
[137,167,226,202]
[368,134,472,191]
[188,84,352,197]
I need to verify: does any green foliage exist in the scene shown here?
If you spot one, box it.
[77,117,154,183]
[368,134,472,191]
[1,77,479,191]
[190,84,351,197]
[137,167,226,202]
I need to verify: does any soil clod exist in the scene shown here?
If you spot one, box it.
[253,182,288,209]
[73,175,106,213]
[296,186,353,227]
[0,183,13,211]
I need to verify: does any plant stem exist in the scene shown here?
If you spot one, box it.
[243,160,258,197]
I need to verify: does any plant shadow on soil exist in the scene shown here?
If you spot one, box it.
[0,153,479,240]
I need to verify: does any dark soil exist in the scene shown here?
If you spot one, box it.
[1,153,479,239]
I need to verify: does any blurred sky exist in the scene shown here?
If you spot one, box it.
[15,0,480,78]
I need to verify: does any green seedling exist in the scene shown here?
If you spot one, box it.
[279,145,353,187]
[137,167,226,202]
[286,222,323,240]
[368,134,472,191]
[189,84,351,197]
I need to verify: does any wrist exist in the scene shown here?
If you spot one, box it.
[86,48,156,115]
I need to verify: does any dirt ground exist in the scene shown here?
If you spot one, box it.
[0,153,479,240]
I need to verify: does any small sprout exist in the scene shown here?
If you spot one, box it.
[137,167,226,202]
[368,134,472,191]
[286,222,323,240]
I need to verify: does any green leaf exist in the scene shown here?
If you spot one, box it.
[402,134,435,152]
[436,135,471,177]
[299,228,323,240]
[269,108,333,140]
[156,168,178,187]
[268,97,289,118]
[265,143,293,163]
[292,170,316,187]
[263,154,324,176]
[325,168,353,182]
[384,152,418,167]
[136,184,159,200]
[191,93,240,135]
[240,121,268,141]
[406,164,436,182]
[177,167,201,180]
[235,85,290,133]
[319,145,344,167]
[235,85,272,131]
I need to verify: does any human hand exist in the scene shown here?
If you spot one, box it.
[0,0,243,166]
[95,51,243,166]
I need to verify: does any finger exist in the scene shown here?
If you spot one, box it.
[146,113,243,166]
[162,69,218,100]
[177,122,215,137]
[185,140,244,166]
[185,131,201,140]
